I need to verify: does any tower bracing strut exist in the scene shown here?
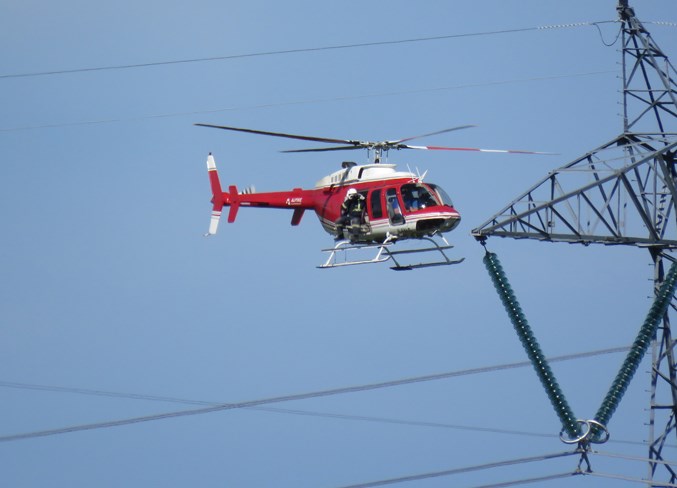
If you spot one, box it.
[473,1,677,484]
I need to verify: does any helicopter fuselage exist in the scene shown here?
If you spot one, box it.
[207,155,461,243]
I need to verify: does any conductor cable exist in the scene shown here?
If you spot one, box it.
[0,346,629,442]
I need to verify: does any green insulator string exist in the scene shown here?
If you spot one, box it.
[593,259,677,436]
[483,251,581,439]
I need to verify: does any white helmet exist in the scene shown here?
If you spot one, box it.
[346,188,357,198]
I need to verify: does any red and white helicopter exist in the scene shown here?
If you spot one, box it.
[198,124,548,270]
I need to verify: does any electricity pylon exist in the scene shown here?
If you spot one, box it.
[472,1,677,484]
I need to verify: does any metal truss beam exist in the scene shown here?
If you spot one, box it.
[472,135,677,248]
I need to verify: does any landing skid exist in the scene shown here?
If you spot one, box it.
[318,234,464,270]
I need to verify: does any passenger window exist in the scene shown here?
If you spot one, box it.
[370,189,382,219]
[386,188,404,225]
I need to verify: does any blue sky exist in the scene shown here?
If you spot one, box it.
[2,1,677,487]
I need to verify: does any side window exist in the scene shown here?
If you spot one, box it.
[400,183,418,211]
[386,188,405,225]
[370,189,383,219]
[402,183,440,210]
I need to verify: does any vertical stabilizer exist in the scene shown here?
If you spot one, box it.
[206,153,225,236]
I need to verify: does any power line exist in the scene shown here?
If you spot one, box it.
[1,379,656,447]
[466,472,577,488]
[253,407,657,448]
[0,23,599,80]
[0,346,629,442]
[0,381,567,439]
[332,450,578,488]
[0,70,616,132]
[581,470,677,487]
[591,449,677,468]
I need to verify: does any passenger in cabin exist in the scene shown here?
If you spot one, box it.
[409,192,420,211]
[402,183,438,211]
[419,191,436,209]
[402,186,421,212]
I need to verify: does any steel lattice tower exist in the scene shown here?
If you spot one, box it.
[472,1,677,484]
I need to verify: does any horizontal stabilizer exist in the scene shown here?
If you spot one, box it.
[227,185,239,222]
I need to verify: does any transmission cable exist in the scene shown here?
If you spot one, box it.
[591,449,677,467]
[0,379,560,440]
[581,470,677,487]
[0,23,601,80]
[466,472,578,488]
[332,450,577,488]
[0,346,629,443]
[0,70,617,132]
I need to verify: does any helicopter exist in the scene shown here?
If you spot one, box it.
[197,123,549,270]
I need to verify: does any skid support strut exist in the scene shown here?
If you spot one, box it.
[318,234,464,270]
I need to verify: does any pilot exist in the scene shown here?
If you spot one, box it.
[336,188,365,240]
[408,190,420,211]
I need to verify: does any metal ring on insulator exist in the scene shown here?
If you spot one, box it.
[559,420,591,444]
[587,419,610,444]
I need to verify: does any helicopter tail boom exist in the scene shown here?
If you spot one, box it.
[205,153,317,235]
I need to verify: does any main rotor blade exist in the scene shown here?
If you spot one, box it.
[392,125,477,145]
[400,144,557,155]
[281,146,365,153]
[195,123,356,146]
[195,123,554,155]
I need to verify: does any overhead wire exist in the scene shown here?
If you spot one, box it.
[466,472,578,488]
[581,470,677,487]
[0,379,558,441]
[591,449,677,467]
[332,450,578,488]
[0,23,603,80]
[332,444,677,488]
[577,451,677,487]
[0,346,630,442]
[0,385,655,448]
[0,21,625,132]
[0,70,617,132]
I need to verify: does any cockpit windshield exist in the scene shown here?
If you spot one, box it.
[400,183,441,211]
[427,183,454,207]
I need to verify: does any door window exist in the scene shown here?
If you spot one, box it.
[386,188,404,225]
[370,189,383,219]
